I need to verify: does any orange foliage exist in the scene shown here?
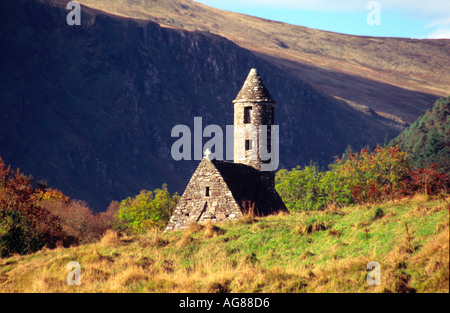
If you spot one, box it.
[334,145,410,204]
[0,157,67,252]
[406,163,450,196]
[1,157,117,255]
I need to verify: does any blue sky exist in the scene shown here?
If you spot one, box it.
[194,0,450,39]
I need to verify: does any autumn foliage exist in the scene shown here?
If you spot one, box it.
[333,146,411,204]
[39,198,119,244]
[2,142,448,256]
[0,157,66,256]
[0,157,116,257]
[276,146,449,212]
[405,163,450,196]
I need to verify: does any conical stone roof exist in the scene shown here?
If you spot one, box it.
[233,68,274,103]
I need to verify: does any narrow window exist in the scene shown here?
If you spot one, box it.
[244,106,252,124]
[245,139,252,151]
[205,186,210,197]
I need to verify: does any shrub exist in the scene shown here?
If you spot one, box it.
[40,198,103,244]
[275,146,427,211]
[275,164,325,211]
[97,200,123,232]
[39,197,125,244]
[406,163,449,196]
[0,209,42,257]
[332,146,410,204]
[117,184,179,233]
[372,207,384,221]
[320,166,353,208]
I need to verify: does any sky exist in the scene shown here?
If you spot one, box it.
[194,0,450,39]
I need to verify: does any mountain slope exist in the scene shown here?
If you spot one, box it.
[0,0,401,211]
[63,0,450,124]
[391,96,450,173]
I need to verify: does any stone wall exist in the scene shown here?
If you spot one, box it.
[165,158,243,231]
[233,102,274,171]
[165,68,285,232]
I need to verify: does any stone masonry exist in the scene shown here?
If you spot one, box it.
[165,68,287,231]
[165,157,244,231]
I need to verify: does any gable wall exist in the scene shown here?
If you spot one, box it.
[165,159,243,231]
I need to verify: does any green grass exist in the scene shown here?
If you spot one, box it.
[0,194,448,292]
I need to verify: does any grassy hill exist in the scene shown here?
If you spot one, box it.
[1,195,448,293]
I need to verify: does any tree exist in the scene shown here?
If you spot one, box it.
[275,164,327,211]
[390,96,449,174]
[275,146,412,211]
[331,146,410,204]
[117,184,179,233]
[0,157,66,257]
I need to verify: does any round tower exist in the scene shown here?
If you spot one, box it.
[233,68,275,190]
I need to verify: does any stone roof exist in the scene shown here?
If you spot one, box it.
[210,159,287,215]
[233,68,274,103]
[164,158,287,231]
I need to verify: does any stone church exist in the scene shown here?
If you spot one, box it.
[165,69,287,231]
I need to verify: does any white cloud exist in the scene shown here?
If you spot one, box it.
[426,28,450,39]
[425,17,450,39]
[426,17,450,28]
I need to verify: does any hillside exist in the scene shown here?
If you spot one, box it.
[0,0,403,211]
[391,96,450,173]
[57,0,450,124]
[0,195,448,293]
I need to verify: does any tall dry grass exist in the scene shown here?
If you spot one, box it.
[0,195,448,293]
